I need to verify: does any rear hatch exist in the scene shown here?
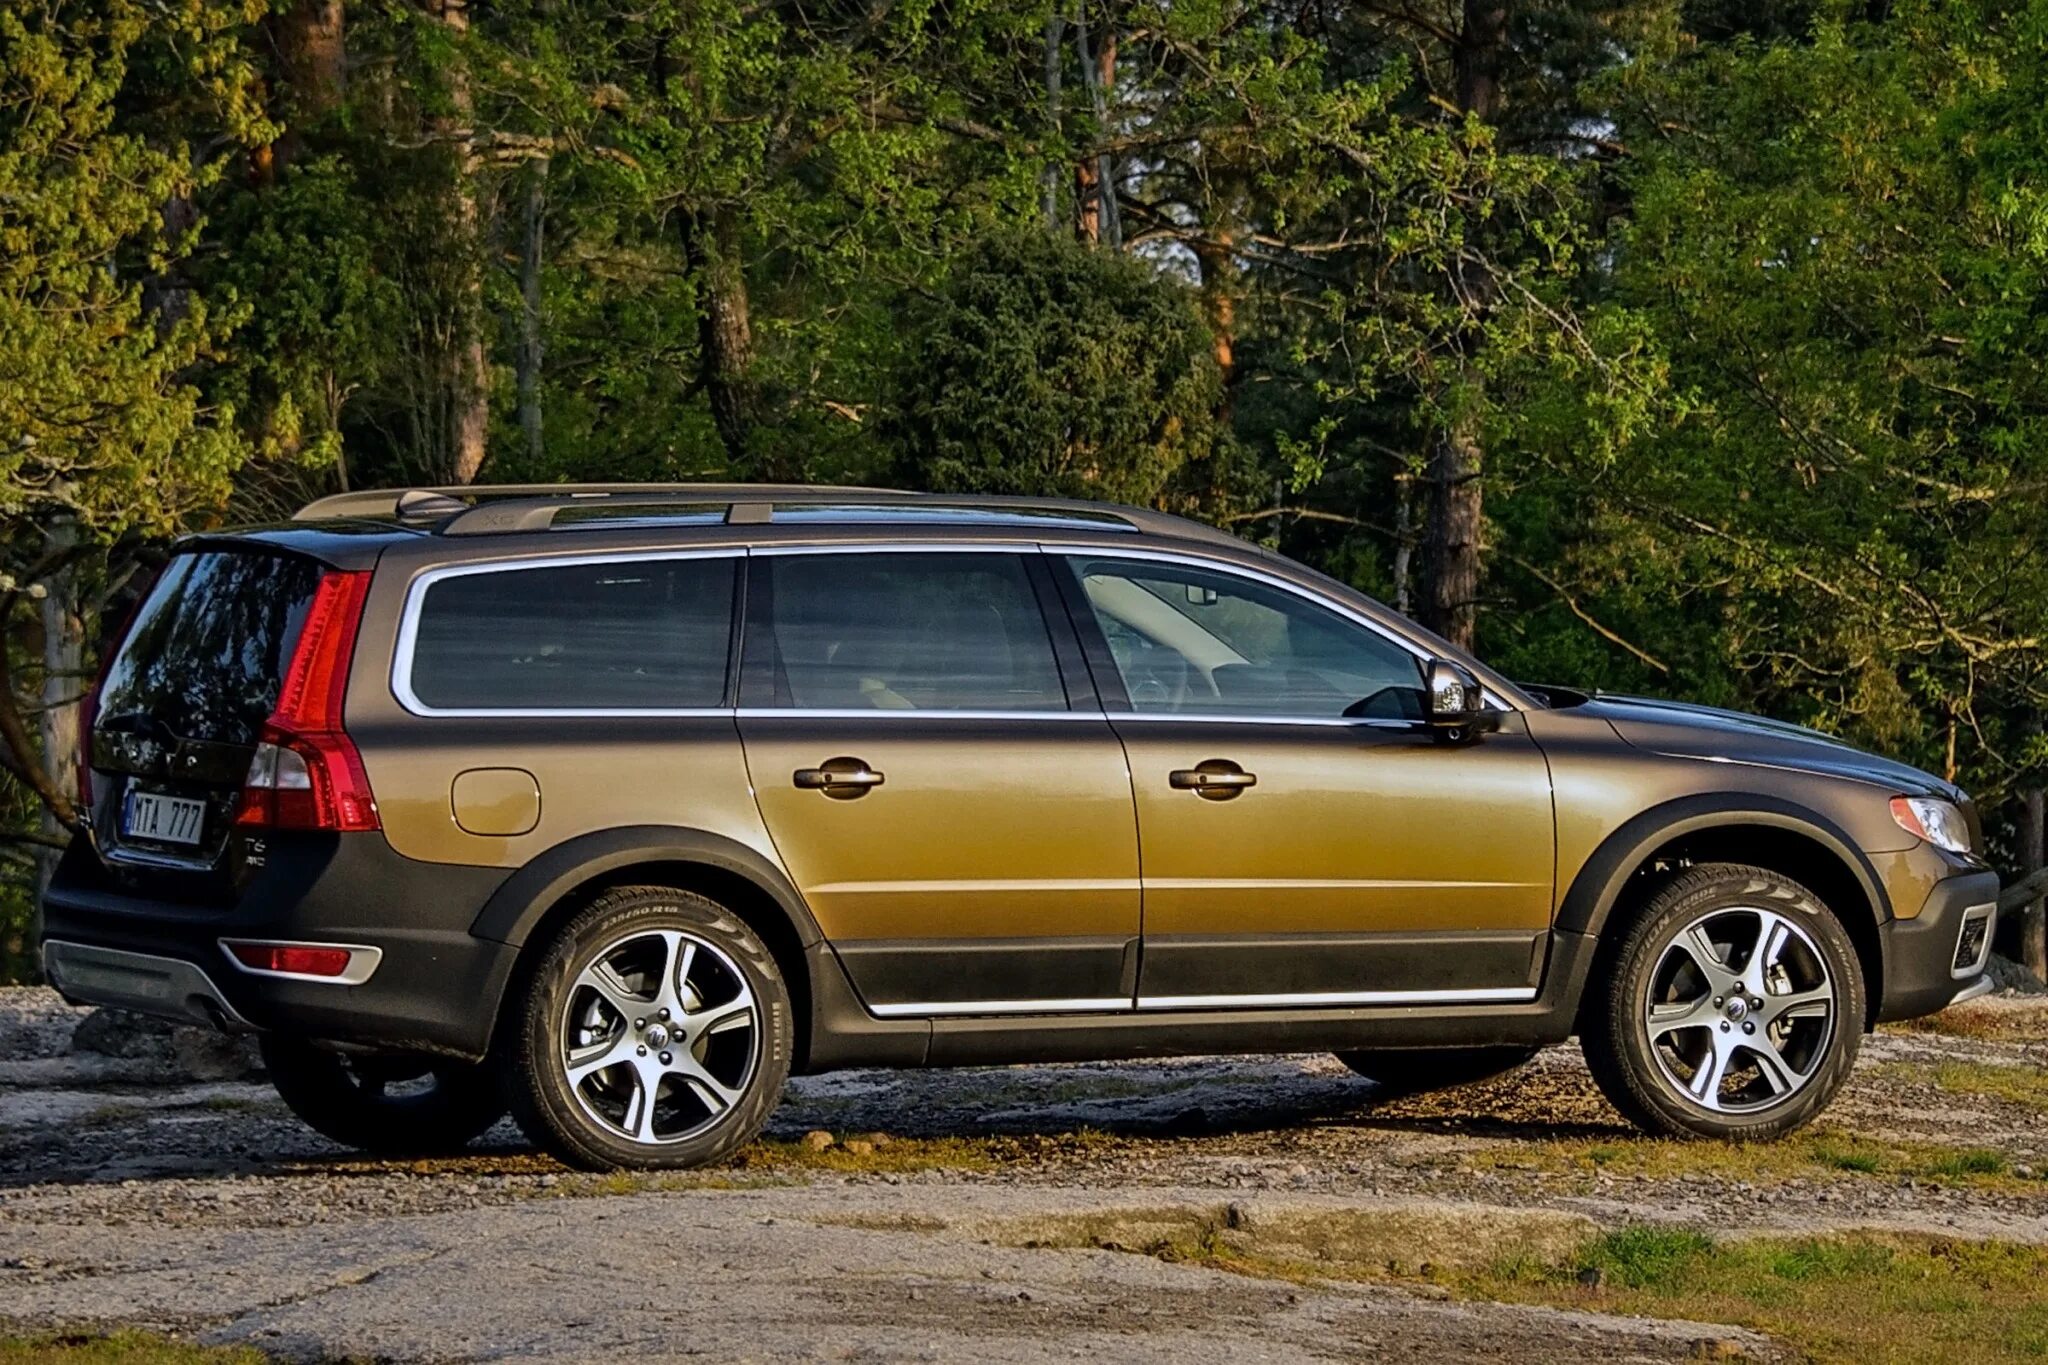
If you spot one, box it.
[87,546,326,891]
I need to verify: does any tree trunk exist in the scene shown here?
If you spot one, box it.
[269,0,345,175]
[1192,231,1238,417]
[1072,17,1119,248]
[2025,787,2046,979]
[1042,15,1064,230]
[422,0,490,485]
[1422,0,1510,650]
[1392,472,1415,618]
[29,524,83,950]
[685,209,763,473]
[1425,413,1483,647]
[518,160,547,466]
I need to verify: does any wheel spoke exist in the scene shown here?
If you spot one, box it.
[1678,925,1738,993]
[624,1059,664,1142]
[1764,984,1833,1025]
[1747,910,1793,979]
[1743,1039,1806,1096]
[576,958,650,1022]
[689,985,756,1040]
[565,1033,635,1088]
[671,1055,743,1115]
[1687,1038,1733,1106]
[1647,994,1717,1040]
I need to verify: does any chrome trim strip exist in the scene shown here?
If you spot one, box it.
[736,707,1082,721]
[218,938,385,987]
[1949,974,1996,1006]
[869,997,1131,1018]
[1951,902,1996,980]
[868,985,1540,1018]
[1137,986,1540,1010]
[389,547,745,719]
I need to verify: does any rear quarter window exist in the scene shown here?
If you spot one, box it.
[403,555,737,711]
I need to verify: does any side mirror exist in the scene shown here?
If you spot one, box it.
[1426,658,1498,739]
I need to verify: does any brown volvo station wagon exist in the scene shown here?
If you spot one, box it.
[41,485,1999,1168]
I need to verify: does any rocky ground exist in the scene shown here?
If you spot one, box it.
[3,985,2047,1361]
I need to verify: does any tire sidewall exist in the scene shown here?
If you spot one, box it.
[510,888,793,1171]
[1598,865,1865,1140]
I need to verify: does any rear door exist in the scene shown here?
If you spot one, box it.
[88,548,326,880]
[736,547,1141,1016]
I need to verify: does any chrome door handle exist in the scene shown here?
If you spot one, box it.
[1169,762,1257,800]
[793,758,886,798]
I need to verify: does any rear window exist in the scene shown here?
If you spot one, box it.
[96,549,324,748]
[404,555,736,711]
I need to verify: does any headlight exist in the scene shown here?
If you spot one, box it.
[1890,796,1973,855]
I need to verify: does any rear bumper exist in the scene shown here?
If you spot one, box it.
[1875,868,2000,1024]
[39,833,517,1060]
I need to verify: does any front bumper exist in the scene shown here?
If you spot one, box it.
[1875,868,2000,1023]
[38,833,519,1060]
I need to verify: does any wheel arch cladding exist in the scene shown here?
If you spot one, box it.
[1560,795,1888,1029]
[471,827,821,1063]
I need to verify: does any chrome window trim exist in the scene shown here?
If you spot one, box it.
[217,938,385,987]
[390,547,745,719]
[1045,542,1515,713]
[388,538,1510,721]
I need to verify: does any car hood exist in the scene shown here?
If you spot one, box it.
[1577,694,1962,801]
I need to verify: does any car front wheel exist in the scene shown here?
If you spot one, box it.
[503,886,793,1170]
[1582,862,1864,1140]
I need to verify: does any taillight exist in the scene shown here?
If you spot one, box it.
[225,941,354,977]
[233,570,379,832]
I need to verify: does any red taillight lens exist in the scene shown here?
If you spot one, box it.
[224,941,355,978]
[233,570,379,832]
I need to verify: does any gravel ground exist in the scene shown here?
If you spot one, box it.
[4,985,2047,1360]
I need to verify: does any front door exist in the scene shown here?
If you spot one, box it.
[738,548,1140,1016]
[1055,552,1555,1009]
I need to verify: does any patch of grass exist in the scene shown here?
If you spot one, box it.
[0,1332,263,1365]
[1464,1128,2043,1191]
[1013,1206,2048,1364]
[1884,1003,2048,1045]
[1882,1060,2048,1112]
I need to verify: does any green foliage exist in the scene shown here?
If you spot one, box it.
[885,233,1231,505]
[0,0,262,546]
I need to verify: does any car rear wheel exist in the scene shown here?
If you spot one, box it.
[503,886,793,1171]
[261,1036,506,1155]
[1582,862,1864,1140]
[1333,1045,1539,1098]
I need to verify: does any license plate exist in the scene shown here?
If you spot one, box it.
[123,790,207,846]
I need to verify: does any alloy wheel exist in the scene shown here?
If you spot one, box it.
[1643,906,1836,1114]
[559,928,762,1145]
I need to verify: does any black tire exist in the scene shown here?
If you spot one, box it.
[1581,862,1865,1140]
[1334,1045,1540,1098]
[502,886,793,1171]
[261,1035,506,1155]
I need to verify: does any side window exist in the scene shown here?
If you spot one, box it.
[1064,557,1425,720]
[406,556,736,710]
[750,553,1066,712]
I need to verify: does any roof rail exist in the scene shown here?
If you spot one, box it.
[292,481,1241,546]
[292,482,892,524]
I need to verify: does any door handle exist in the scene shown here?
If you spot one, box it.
[1169,761,1257,800]
[793,757,886,799]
